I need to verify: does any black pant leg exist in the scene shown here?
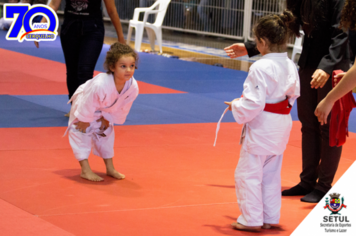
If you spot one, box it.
[76,19,105,88]
[297,68,320,191]
[316,72,342,193]
[297,67,343,193]
[60,19,104,100]
[60,20,82,100]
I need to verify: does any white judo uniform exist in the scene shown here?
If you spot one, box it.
[66,73,139,161]
[231,52,300,226]
[0,17,12,31]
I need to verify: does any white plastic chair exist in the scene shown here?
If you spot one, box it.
[126,0,171,53]
[291,30,304,63]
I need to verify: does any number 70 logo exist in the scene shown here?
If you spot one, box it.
[4,3,58,42]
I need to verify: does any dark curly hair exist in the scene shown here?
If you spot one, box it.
[254,10,301,52]
[340,0,356,31]
[104,43,139,74]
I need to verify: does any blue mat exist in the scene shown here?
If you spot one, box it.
[1,30,356,132]
[0,95,68,128]
[1,93,300,128]
[0,31,248,93]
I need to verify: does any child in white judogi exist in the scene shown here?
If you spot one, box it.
[224,11,301,231]
[65,43,139,182]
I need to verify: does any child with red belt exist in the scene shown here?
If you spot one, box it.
[224,11,300,231]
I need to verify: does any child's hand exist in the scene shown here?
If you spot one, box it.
[334,72,346,81]
[224,98,240,111]
[315,97,334,125]
[224,101,232,111]
[97,117,110,131]
[74,121,90,133]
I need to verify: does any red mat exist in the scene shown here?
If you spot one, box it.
[0,48,185,95]
[0,122,355,235]
[0,199,74,236]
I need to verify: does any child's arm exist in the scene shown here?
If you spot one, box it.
[315,64,356,125]
[111,88,139,124]
[75,86,104,123]
[229,66,267,124]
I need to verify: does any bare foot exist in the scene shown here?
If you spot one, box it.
[79,159,103,181]
[262,223,271,229]
[231,222,261,232]
[107,169,125,180]
[80,171,104,181]
[103,158,125,180]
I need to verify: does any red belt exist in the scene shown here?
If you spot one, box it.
[264,98,292,114]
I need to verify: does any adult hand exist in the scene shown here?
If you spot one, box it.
[74,121,90,133]
[97,117,109,130]
[224,43,247,58]
[310,69,330,89]
[315,97,334,125]
[34,41,39,48]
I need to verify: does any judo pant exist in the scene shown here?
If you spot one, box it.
[235,148,283,226]
[297,67,343,193]
[68,120,115,161]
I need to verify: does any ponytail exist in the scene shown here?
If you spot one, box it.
[253,10,300,52]
[280,10,301,37]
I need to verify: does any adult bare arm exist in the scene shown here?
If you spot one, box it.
[103,0,125,44]
[34,0,62,48]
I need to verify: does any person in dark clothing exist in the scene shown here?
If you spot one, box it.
[348,30,356,64]
[224,0,350,203]
[315,0,356,126]
[35,0,125,116]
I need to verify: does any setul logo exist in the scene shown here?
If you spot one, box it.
[321,192,351,233]
[324,192,347,215]
[4,3,58,43]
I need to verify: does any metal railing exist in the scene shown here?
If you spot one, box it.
[0,0,291,43]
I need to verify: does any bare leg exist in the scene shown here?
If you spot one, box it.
[231,222,261,231]
[79,159,103,181]
[103,158,125,180]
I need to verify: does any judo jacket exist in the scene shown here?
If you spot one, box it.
[231,53,300,155]
[68,73,139,127]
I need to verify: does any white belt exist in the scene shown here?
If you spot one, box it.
[213,107,229,146]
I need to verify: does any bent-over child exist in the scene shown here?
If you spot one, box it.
[224,11,300,231]
[66,43,139,182]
